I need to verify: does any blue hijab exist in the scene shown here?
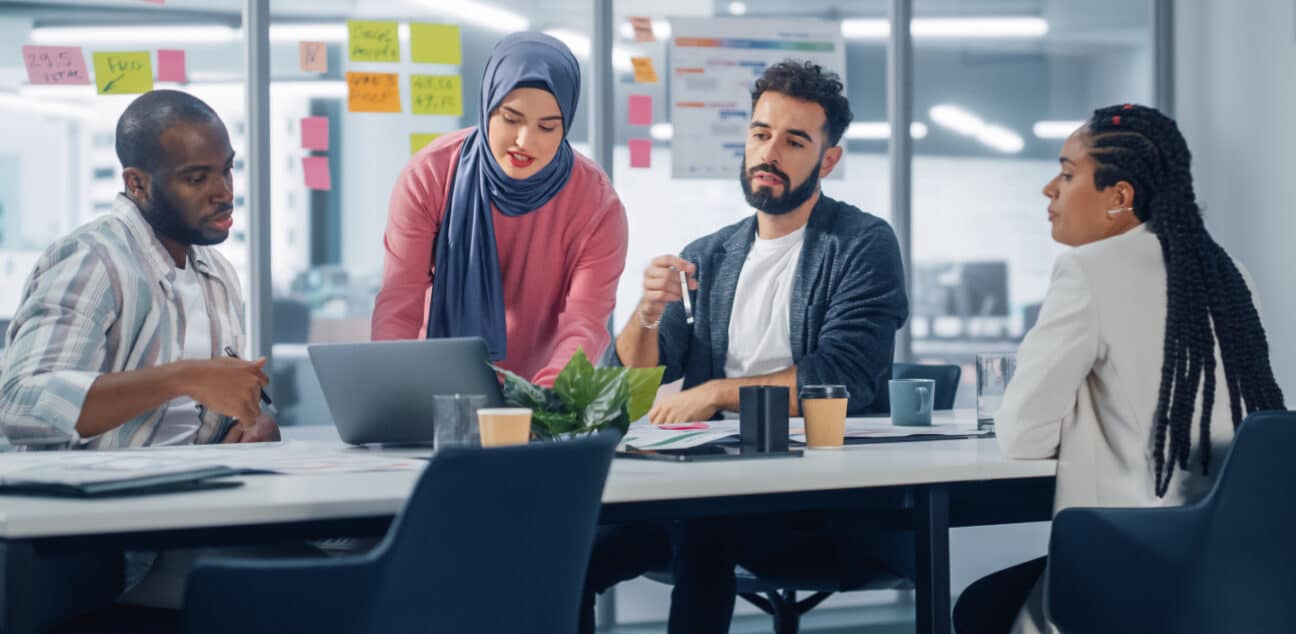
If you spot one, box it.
[426,33,581,360]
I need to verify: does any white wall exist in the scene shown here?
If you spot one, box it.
[1175,1,1296,398]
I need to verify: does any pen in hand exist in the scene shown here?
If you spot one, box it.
[223,346,276,415]
[678,268,694,325]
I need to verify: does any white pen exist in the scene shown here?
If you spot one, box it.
[678,268,694,325]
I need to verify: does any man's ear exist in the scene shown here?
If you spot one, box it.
[819,145,844,178]
[122,168,152,204]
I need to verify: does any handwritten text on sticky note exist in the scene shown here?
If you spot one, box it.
[299,41,327,73]
[22,46,91,85]
[93,51,153,94]
[410,23,461,65]
[631,57,659,84]
[348,20,400,63]
[411,74,463,116]
[346,72,402,113]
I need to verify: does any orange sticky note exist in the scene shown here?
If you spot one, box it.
[22,46,91,85]
[629,16,655,42]
[301,116,329,151]
[631,57,658,84]
[346,72,401,113]
[302,156,332,191]
[628,95,652,126]
[629,138,651,168]
[299,41,327,73]
[157,49,186,83]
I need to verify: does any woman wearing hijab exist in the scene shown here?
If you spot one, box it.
[373,33,628,386]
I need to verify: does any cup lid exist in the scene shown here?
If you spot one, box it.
[800,384,849,399]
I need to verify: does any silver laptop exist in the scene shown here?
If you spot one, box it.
[308,338,505,445]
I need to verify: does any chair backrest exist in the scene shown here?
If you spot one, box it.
[1179,409,1296,632]
[892,363,960,410]
[365,433,619,633]
[1050,410,1296,633]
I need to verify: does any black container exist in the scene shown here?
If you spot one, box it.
[739,385,790,453]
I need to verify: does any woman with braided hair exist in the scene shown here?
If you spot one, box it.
[952,104,1285,633]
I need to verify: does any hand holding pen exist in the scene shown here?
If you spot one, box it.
[637,255,697,329]
[224,346,277,417]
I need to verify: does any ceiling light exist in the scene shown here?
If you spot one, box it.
[1033,120,1084,139]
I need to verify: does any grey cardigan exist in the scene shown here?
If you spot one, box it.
[615,194,908,415]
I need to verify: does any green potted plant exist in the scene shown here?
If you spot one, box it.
[491,348,664,439]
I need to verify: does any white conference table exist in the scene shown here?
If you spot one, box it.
[0,412,1056,634]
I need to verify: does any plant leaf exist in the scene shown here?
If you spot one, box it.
[626,366,666,422]
[553,347,597,411]
[489,363,549,410]
[533,409,580,439]
[582,370,628,430]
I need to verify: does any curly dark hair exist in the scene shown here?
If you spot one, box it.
[1085,104,1285,497]
[751,60,853,148]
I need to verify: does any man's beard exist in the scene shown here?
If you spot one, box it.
[740,157,821,215]
[140,181,228,247]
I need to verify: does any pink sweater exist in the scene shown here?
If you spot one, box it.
[372,128,629,386]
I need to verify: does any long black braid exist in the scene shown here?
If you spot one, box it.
[1085,104,1286,497]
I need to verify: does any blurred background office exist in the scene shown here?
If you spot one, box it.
[0,0,1289,630]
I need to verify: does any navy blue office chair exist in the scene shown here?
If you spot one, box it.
[183,433,619,634]
[1048,410,1296,633]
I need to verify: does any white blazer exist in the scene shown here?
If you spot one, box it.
[995,224,1261,633]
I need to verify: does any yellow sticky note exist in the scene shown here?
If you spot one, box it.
[92,51,153,94]
[630,57,658,84]
[410,133,444,156]
[348,20,400,63]
[410,74,463,116]
[347,72,402,113]
[410,23,461,65]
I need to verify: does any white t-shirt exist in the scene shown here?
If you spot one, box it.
[723,226,805,378]
[153,259,212,446]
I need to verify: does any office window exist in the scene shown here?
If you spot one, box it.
[266,1,594,426]
[0,4,247,322]
[609,0,891,330]
[911,0,1156,405]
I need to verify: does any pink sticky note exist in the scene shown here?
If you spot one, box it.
[300,116,329,151]
[22,46,91,85]
[628,138,651,168]
[156,49,186,83]
[140,0,166,4]
[302,156,332,191]
[628,94,652,126]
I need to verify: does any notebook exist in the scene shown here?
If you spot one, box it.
[0,464,243,498]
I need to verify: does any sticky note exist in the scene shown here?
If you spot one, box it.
[302,156,332,191]
[629,16,655,42]
[92,51,153,95]
[299,41,327,73]
[630,57,658,84]
[139,0,165,4]
[410,23,461,65]
[348,20,400,63]
[156,49,186,83]
[346,72,402,113]
[628,95,652,126]
[410,74,463,116]
[410,133,443,156]
[301,116,329,151]
[629,138,651,168]
[21,46,90,85]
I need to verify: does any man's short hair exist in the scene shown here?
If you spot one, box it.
[751,60,854,147]
[115,89,222,174]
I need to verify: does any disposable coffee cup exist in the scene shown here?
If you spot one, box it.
[477,408,532,447]
[800,385,850,449]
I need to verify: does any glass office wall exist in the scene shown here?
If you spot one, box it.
[266,0,593,425]
[911,0,1156,406]
[0,0,246,331]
